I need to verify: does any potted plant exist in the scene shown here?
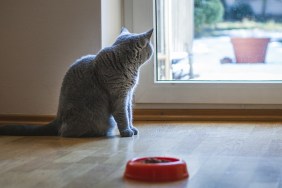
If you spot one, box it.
[228,2,270,63]
[231,37,270,63]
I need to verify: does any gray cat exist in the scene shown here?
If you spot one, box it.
[0,28,154,137]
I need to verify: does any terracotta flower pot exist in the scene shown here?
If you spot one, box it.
[231,37,270,63]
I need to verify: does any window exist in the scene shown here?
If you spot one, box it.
[124,0,282,107]
[156,0,282,81]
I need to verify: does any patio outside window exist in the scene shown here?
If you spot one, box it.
[156,0,282,81]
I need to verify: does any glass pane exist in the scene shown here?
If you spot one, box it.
[155,0,282,81]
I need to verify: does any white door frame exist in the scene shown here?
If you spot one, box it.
[123,0,282,108]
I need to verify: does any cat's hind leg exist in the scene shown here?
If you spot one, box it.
[59,107,113,137]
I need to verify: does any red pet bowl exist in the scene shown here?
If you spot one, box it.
[124,157,189,182]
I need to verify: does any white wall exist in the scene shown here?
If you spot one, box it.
[0,0,102,115]
[102,0,123,47]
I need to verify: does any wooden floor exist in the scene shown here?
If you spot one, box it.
[0,121,282,188]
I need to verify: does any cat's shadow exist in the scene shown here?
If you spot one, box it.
[0,133,125,152]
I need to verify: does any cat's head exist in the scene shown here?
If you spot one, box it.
[113,27,154,66]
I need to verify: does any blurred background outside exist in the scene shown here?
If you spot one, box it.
[156,0,282,81]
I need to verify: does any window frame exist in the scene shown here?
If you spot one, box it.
[124,0,282,106]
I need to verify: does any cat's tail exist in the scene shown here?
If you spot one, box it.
[0,119,60,136]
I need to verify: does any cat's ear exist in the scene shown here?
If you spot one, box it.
[136,29,153,49]
[120,27,130,35]
[144,28,154,40]
[137,29,153,47]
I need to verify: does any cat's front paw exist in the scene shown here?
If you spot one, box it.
[130,126,139,135]
[120,129,134,137]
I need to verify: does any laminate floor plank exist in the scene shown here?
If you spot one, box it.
[0,122,281,188]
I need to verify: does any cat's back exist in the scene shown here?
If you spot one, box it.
[61,54,98,91]
[67,54,97,76]
[69,54,97,69]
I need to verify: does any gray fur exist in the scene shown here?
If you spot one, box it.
[0,28,153,137]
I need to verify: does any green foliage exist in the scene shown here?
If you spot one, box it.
[194,0,224,33]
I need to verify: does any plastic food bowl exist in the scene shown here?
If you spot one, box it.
[124,157,189,182]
